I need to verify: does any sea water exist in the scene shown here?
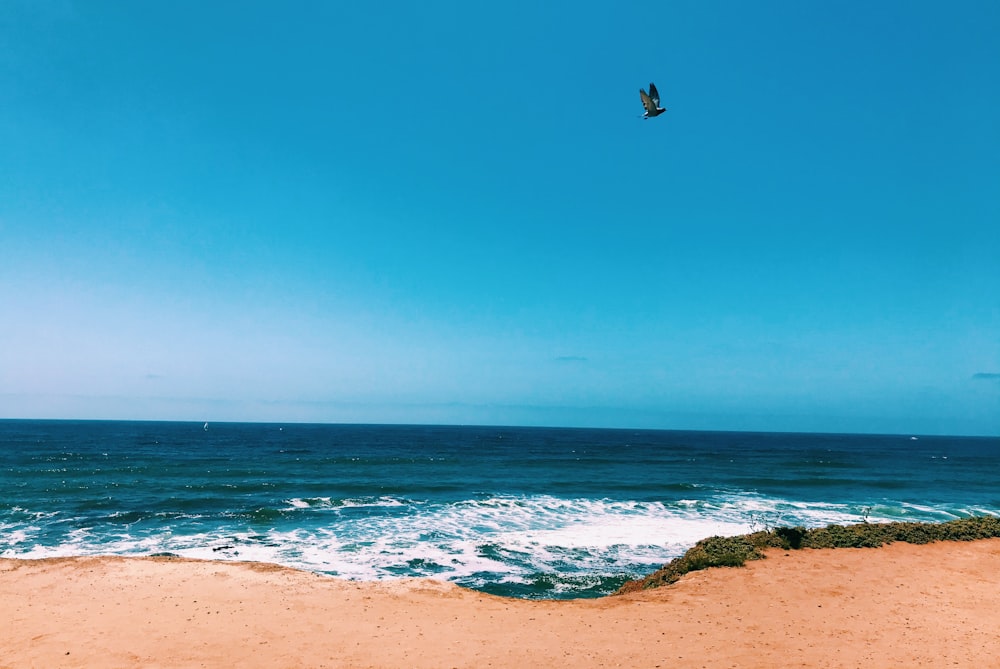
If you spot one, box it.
[1,420,997,599]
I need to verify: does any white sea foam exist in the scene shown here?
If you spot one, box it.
[1,528,35,547]
[282,496,409,510]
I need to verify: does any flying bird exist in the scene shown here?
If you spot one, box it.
[639,82,666,119]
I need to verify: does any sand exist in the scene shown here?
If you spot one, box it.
[3,539,1000,669]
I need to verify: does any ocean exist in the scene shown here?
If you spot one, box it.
[2,420,997,599]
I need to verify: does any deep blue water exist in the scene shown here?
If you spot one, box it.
[2,420,998,598]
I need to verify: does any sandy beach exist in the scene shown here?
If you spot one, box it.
[3,539,1000,669]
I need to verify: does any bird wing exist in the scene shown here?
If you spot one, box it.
[639,88,656,113]
[648,82,660,107]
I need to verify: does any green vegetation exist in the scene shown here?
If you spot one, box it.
[615,515,1000,595]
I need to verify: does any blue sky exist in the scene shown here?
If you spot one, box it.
[1,1,998,435]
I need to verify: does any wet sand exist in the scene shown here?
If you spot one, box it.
[3,539,1000,668]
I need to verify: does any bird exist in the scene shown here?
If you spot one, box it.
[639,82,666,119]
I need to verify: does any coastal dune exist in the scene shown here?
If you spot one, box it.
[3,539,1000,669]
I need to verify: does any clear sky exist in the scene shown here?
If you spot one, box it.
[2,1,998,435]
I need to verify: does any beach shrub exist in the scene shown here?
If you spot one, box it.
[615,515,1000,595]
[803,523,886,548]
[798,516,1000,549]
[692,535,760,567]
[615,534,772,594]
[939,515,1000,540]
[775,526,807,549]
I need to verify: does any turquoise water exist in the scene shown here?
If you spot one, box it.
[2,420,997,598]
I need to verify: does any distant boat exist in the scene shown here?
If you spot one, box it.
[204,422,209,431]
[639,82,666,119]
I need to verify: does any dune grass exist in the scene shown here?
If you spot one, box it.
[615,515,1000,595]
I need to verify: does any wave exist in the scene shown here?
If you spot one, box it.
[2,492,995,599]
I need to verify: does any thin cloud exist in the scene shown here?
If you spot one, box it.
[972,372,1000,380]
[554,356,588,363]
